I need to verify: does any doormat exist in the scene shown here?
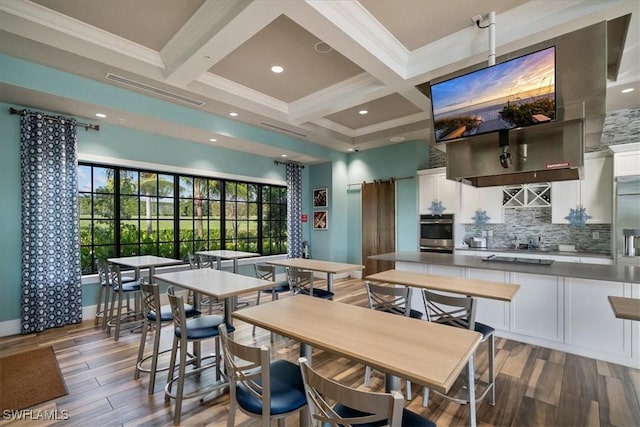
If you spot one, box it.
[0,346,68,411]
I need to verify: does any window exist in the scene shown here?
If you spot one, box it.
[79,163,287,274]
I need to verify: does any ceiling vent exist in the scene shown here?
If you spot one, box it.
[259,121,308,138]
[105,73,205,107]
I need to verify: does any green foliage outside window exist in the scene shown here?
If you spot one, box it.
[79,163,287,274]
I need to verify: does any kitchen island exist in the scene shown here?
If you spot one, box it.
[370,252,640,368]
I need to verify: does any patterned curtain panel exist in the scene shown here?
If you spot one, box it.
[286,163,304,258]
[20,111,82,333]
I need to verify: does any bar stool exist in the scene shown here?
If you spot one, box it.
[134,282,200,394]
[95,258,135,329]
[252,263,289,337]
[105,264,142,341]
[164,287,233,425]
[421,289,495,407]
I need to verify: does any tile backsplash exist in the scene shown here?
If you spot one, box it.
[463,207,611,254]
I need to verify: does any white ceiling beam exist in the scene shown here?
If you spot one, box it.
[161,0,281,86]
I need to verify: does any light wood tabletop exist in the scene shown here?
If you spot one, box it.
[154,268,274,324]
[365,269,520,302]
[233,295,481,394]
[108,255,182,281]
[195,250,260,273]
[267,258,364,292]
[608,296,640,321]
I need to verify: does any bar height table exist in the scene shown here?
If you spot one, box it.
[267,258,364,292]
[108,255,182,283]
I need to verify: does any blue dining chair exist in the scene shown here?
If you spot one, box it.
[219,323,307,427]
[299,357,435,427]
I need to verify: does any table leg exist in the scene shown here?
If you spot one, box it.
[299,343,312,427]
[467,357,477,427]
[224,296,233,326]
[384,373,400,394]
[216,256,222,270]
[326,273,333,293]
[299,343,312,364]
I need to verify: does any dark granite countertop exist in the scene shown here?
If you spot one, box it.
[369,252,640,283]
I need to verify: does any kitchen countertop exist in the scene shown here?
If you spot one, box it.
[369,252,640,283]
[455,247,612,260]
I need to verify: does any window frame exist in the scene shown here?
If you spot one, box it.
[79,162,287,274]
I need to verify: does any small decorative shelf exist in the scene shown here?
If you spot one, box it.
[503,183,551,207]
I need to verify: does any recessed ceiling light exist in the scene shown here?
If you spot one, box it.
[209,138,217,142]
[271,65,284,73]
[621,87,634,94]
[229,112,238,117]
[280,154,288,158]
[95,113,106,118]
[347,148,354,152]
[390,136,405,142]
[358,110,368,115]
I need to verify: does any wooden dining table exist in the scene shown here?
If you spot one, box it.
[267,258,364,292]
[153,268,275,325]
[108,255,182,283]
[195,250,260,273]
[233,295,483,427]
[608,296,640,321]
[365,268,521,301]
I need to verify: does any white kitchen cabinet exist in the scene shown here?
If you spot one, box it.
[467,268,511,331]
[459,184,504,224]
[418,168,459,215]
[610,142,640,177]
[551,154,612,224]
[564,278,632,357]
[510,272,563,342]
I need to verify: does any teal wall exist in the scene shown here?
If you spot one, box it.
[0,53,427,326]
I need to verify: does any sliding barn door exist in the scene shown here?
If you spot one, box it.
[361,181,396,276]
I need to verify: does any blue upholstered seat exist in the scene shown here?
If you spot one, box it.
[235,359,307,416]
[299,287,334,300]
[220,324,307,426]
[474,321,495,339]
[328,404,436,427]
[146,304,199,322]
[174,315,235,340]
[260,280,290,294]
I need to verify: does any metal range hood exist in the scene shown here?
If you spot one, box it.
[426,21,611,187]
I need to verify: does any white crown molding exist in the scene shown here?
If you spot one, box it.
[196,72,289,114]
[311,117,356,138]
[353,112,430,137]
[0,0,163,68]
[78,153,286,186]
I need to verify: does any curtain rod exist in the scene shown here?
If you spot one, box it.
[347,176,414,187]
[9,107,100,131]
[273,159,305,168]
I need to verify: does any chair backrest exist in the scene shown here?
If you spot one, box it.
[365,282,412,317]
[254,263,275,281]
[218,324,272,418]
[187,253,199,269]
[422,289,476,330]
[167,292,187,333]
[197,254,215,269]
[298,357,404,427]
[108,264,124,292]
[140,281,160,317]
[96,259,110,286]
[287,268,313,295]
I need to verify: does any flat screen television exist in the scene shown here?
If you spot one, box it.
[430,46,556,143]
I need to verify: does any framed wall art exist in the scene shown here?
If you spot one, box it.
[313,210,328,230]
[313,188,328,208]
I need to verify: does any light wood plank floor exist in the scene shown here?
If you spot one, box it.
[1,277,639,426]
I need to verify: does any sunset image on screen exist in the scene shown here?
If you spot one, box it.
[431,46,556,142]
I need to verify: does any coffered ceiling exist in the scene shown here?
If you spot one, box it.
[0,0,638,163]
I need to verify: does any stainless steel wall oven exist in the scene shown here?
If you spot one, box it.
[419,214,454,253]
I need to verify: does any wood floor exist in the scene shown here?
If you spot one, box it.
[1,277,639,426]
